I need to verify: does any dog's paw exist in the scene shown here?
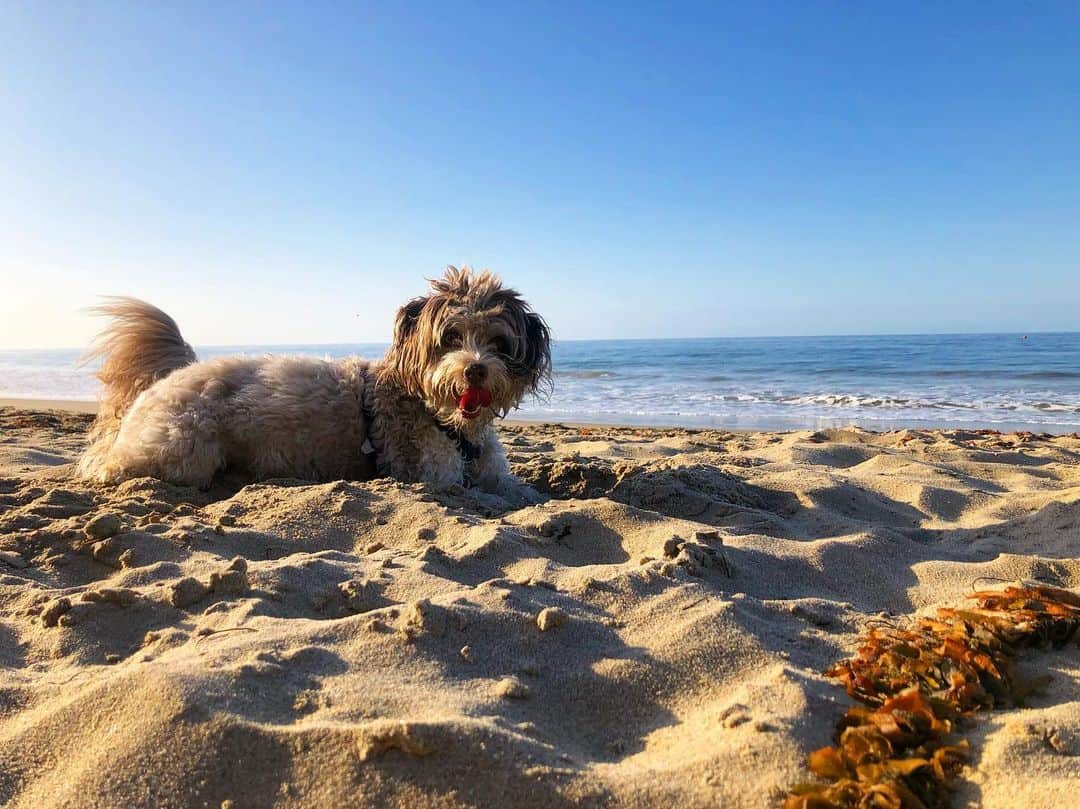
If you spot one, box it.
[443,480,544,516]
[491,480,545,509]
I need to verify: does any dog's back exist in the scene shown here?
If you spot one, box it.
[77,301,374,486]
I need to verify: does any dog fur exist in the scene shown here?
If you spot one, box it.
[76,267,551,494]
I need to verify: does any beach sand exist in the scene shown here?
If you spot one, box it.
[1,405,1078,808]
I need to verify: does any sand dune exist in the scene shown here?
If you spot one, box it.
[1,408,1078,808]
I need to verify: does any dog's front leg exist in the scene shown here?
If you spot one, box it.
[473,432,543,506]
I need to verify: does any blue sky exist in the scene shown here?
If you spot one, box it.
[2,2,1078,348]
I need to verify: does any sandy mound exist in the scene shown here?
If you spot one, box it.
[1,409,1078,807]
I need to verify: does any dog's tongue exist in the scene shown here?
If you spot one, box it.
[458,387,493,418]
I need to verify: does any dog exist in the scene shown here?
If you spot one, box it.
[76,267,551,496]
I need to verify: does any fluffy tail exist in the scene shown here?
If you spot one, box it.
[83,297,197,421]
[77,298,196,482]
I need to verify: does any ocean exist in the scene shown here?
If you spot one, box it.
[2,333,1080,433]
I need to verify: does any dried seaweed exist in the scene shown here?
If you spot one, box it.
[783,585,1080,808]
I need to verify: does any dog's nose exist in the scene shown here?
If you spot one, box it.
[465,363,488,385]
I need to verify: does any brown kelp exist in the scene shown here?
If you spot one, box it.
[784,585,1080,808]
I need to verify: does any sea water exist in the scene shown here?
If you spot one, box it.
[2,333,1079,433]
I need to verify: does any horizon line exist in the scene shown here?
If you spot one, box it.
[3,329,1078,353]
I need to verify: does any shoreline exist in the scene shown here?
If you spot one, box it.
[0,398,750,434]
[2,396,1077,436]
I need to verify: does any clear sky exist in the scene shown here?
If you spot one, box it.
[2,2,1078,349]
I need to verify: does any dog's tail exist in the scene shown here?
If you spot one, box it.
[83,297,197,421]
[76,298,196,482]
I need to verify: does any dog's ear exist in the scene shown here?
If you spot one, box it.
[380,296,429,395]
[521,312,552,395]
[392,297,426,345]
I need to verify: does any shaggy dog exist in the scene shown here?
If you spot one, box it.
[76,267,551,496]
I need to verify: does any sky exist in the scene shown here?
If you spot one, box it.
[2,2,1079,349]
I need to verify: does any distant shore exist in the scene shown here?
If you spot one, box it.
[0,396,99,414]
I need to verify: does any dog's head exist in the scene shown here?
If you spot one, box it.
[379,267,552,429]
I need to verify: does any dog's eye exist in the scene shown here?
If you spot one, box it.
[492,336,513,357]
[441,330,462,348]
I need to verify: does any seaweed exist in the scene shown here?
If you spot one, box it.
[783,585,1080,808]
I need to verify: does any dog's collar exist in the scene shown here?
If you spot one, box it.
[434,420,483,486]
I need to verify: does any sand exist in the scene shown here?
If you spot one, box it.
[1,405,1078,808]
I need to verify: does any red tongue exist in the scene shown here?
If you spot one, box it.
[458,387,493,418]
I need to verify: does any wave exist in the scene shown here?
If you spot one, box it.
[523,389,1080,423]
[557,370,617,379]
[802,368,1080,380]
[1017,371,1080,380]
[704,391,1080,413]
[517,402,1080,432]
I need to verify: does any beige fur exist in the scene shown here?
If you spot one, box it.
[76,268,551,496]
